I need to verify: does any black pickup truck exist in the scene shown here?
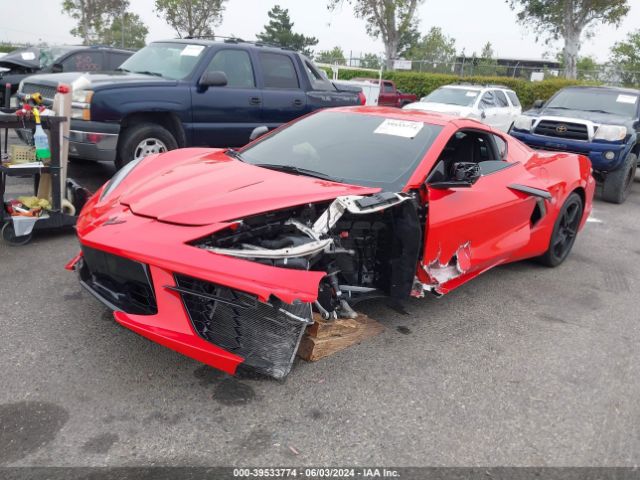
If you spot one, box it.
[19,39,364,168]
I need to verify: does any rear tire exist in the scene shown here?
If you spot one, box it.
[601,153,637,204]
[538,192,583,268]
[116,123,178,170]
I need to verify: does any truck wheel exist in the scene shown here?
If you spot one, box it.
[116,123,178,169]
[538,192,583,268]
[601,153,637,204]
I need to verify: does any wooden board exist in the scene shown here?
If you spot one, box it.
[297,313,384,362]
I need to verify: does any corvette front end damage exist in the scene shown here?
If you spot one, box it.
[73,191,425,379]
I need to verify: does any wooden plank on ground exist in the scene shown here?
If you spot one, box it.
[297,313,384,362]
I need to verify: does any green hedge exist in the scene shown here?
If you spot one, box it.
[323,67,587,108]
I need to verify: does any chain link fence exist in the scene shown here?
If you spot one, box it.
[321,53,640,87]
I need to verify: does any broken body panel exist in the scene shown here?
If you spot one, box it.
[68,107,595,378]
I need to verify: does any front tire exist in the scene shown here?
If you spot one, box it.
[601,153,637,204]
[538,192,583,267]
[116,123,178,169]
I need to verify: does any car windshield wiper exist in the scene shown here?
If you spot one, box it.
[133,70,163,77]
[115,67,131,73]
[225,149,245,161]
[255,163,343,182]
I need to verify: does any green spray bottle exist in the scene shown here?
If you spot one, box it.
[32,109,51,162]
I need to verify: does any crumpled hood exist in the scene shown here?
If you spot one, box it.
[119,150,379,226]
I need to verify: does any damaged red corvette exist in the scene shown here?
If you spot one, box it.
[67,107,595,378]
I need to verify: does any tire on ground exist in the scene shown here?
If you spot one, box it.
[538,192,583,268]
[601,152,637,204]
[116,122,178,169]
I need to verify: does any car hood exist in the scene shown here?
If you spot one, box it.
[0,50,40,70]
[21,71,176,89]
[528,107,633,126]
[119,150,380,226]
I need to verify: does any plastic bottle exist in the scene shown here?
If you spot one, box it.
[32,109,51,162]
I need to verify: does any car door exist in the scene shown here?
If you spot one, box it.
[493,90,514,132]
[190,48,263,148]
[257,52,307,127]
[423,129,545,292]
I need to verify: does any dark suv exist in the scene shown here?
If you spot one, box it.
[18,39,364,168]
[0,45,132,106]
[510,86,639,204]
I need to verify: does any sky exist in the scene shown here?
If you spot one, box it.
[1,0,639,62]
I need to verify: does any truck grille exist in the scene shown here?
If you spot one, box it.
[534,120,589,141]
[21,83,57,102]
[79,246,157,315]
[174,274,312,379]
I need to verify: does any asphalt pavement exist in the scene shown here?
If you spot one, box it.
[1,150,639,467]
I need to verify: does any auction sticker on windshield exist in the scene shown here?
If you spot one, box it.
[374,119,424,138]
[181,45,205,57]
[616,94,638,104]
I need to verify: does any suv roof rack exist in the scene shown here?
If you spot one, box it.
[451,82,512,90]
[181,35,296,52]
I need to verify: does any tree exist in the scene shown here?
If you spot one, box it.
[98,12,148,48]
[403,26,456,71]
[316,47,347,64]
[328,0,425,70]
[508,0,630,79]
[256,5,319,57]
[360,53,382,69]
[475,41,500,75]
[62,0,127,45]
[154,0,227,38]
[610,30,640,86]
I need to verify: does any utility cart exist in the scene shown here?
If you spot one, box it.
[1,109,87,246]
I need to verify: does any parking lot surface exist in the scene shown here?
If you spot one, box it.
[1,153,640,466]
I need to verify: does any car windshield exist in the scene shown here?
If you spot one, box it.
[422,88,480,107]
[545,89,639,117]
[240,111,442,191]
[118,42,205,80]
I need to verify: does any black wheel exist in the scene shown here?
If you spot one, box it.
[116,123,178,169]
[1,222,33,246]
[601,153,637,204]
[538,192,583,267]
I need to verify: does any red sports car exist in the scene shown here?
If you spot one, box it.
[67,107,595,378]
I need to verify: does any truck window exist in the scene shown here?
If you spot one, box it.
[260,53,300,89]
[62,51,103,71]
[206,49,255,88]
[494,90,509,107]
[106,52,131,70]
[304,59,333,91]
[383,82,394,93]
[506,91,521,107]
[480,91,496,109]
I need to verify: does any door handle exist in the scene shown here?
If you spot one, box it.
[249,97,261,105]
[293,99,303,107]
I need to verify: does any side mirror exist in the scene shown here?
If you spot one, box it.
[51,63,63,73]
[199,71,228,88]
[250,125,269,141]
[532,99,545,109]
[429,162,480,190]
